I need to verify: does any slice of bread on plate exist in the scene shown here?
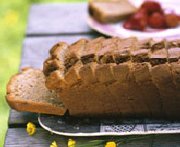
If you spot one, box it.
[89,0,137,23]
[6,68,66,115]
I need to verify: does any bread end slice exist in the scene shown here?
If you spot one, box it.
[6,68,66,115]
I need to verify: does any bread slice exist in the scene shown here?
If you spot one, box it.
[6,68,66,115]
[89,0,137,23]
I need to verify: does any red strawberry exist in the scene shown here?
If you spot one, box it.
[133,8,148,25]
[123,15,147,31]
[123,9,148,31]
[148,12,166,28]
[141,1,163,15]
[165,13,179,28]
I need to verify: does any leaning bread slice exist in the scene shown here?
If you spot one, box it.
[6,68,66,115]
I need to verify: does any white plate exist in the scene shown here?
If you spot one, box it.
[87,0,180,39]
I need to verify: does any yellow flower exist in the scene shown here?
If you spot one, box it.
[4,10,19,25]
[50,141,58,147]
[26,122,36,136]
[105,141,116,147]
[68,139,76,147]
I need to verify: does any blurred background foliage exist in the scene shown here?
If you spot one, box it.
[0,0,85,146]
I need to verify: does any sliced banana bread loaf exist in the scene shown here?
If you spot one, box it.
[43,37,180,118]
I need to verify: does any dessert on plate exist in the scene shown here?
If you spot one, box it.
[88,0,137,23]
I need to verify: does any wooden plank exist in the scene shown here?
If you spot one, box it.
[27,3,93,35]
[4,128,151,147]
[20,34,99,69]
[8,110,38,126]
[5,128,180,147]
[5,128,67,147]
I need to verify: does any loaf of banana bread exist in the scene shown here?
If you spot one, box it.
[43,37,180,118]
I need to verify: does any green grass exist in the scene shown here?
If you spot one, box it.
[0,0,85,146]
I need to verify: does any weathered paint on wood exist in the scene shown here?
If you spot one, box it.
[5,128,67,147]
[8,110,38,126]
[5,128,180,147]
[27,3,93,35]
